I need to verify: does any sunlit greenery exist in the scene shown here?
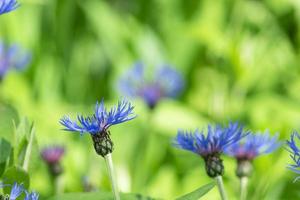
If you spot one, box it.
[1,0,300,199]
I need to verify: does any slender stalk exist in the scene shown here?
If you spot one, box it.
[50,174,60,194]
[104,153,120,200]
[23,130,34,172]
[215,176,228,200]
[240,176,248,200]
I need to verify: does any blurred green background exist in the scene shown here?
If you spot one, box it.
[1,0,300,199]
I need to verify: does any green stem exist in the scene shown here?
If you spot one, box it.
[50,174,60,194]
[104,153,120,200]
[23,130,34,172]
[215,176,228,200]
[240,176,248,200]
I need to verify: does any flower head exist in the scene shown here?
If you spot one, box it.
[0,41,31,80]
[0,0,19,15]
[225,131,280,161]
[60,99,135,135]
[225,131,280,178]
[41,146,65,176]
[60,99,136,157]
[174,122,248,177]
[119,62,184,109]
[174,122,248,157]
[41,146,65,164]
[286,131,300,182]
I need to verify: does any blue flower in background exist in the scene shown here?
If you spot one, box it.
[174,122,248,157]
[0,182,39,200]
[25,191,39,200]
[0,0,19,15]
[119,62,184,109]
[60,99,136,135]
[173,122,248,177]
[60,99,136,157]
[287,131,300,182]
[225,131,280,161]
[0,41,31,80]
[9,182,24,200]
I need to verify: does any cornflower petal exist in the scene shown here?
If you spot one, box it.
[0,0,19,15]
[25,191,39,200]
[59,99,136,136]
[9,182,24,200]
[286,131,300,181]
[174,122,247,157]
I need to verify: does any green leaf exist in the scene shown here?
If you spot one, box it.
[0,162,6,177]
[0,138,11,177]
[0,103,19,142]
[13,118,35,167]
[0,138,11,163]
[15,118,32,142]
[175,182,215,200]
[2,166,30,193]
[47,192,157,200]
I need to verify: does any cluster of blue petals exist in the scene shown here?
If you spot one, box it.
[0,182,39,200]
[225,131,280,160]
[287,131,300,182]
[119,62,184,108]
[0,41,31,79]
[60,99,136,135]
[174,122,248,157]
[0,0,19,15]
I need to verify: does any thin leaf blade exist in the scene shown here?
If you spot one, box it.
[176,182,215,200]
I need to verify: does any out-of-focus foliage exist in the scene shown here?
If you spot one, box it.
[0,0,300,199]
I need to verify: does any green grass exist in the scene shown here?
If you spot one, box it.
[0,0,300,199]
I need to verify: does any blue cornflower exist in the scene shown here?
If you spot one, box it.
[174,122,248,177]
[225,131,280,161]
[60,99,136,135]
[119,62,184,109]
[0,0,19,15]
[0,182,39,200]
[24,191,39,200]
[60,99,136,157]
[286,131,300,182]
[0,41,31,80]
[9,182,24,200]
[174,122,248,157]
[225,131,280,178]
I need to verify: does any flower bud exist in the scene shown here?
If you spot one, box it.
[91,130,113,157]
[205,155,224,178]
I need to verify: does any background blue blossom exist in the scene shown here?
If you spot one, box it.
[225,131,281,160]
[119,62,184,108]
[1,0,300,199]
[0,41,31,79]
[0,182,39,200]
